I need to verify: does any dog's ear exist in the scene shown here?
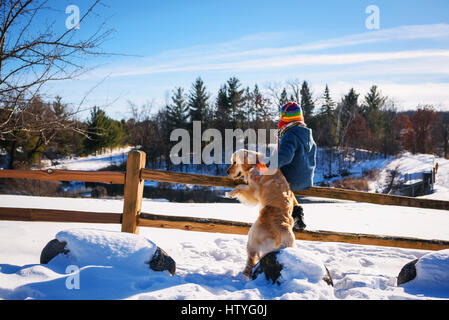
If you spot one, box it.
[243,150,249,163]
[237,149,249,164]
[244,150,264,165]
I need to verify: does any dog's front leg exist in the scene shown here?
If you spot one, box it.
[225,184,248,199]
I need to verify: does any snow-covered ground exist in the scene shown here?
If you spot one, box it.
[39,146,134,171]
[1,194,449,300]
[1,150,449,300]
[375,152,449,200]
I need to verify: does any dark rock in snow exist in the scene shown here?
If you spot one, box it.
[250,249,333,286]
[397,259,418,286]
[149,247,176,276]
[251,251,283,284]
[40,239,69,264]
[40,238,176,275]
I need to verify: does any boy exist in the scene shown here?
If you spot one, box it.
[267,101,317,230]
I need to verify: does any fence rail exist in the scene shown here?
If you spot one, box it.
[1,150,448,251]
[0,206,447,251]
[0,169,125,184]
[140,168,449,211]
[0,207,121,224]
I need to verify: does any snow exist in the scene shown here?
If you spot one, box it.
[55,229,157,271]
[1,150,449,300]
[414,250,449,286]
[0,194,448,300]
[374,152,446,196]
[39,146,134,171]
[277,248,328,284]
[399,250,449,299]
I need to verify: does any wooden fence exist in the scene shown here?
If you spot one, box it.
[1,150,449,251]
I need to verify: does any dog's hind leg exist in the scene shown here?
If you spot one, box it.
[242,251,258,278]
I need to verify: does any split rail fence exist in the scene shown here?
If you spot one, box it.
[1,150,449,251]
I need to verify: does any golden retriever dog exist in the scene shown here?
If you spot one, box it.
[226,149,296,277]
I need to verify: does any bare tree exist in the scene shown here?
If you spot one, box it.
[266,81,285,112]
[287,79,301,103]
[0,0,113,138]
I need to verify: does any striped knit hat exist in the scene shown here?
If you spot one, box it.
[280,101,304,122]
[279,101,305,131]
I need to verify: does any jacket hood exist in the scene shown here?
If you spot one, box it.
[287,125,314,152]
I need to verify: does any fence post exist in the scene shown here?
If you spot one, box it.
[121,150,146,234]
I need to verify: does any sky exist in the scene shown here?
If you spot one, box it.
[34,0,449,119]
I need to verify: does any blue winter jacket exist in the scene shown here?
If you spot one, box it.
[268,125,317,191]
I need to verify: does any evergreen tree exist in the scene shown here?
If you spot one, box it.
[188,77,209,123]
[279,88,288,111]
[83,107,125,154]
[359,86,386,151]
[300,81,315,120]
[215,84,231,127]
[226,77,245,127]
[363,85,387,114]
[167,87,189,130]
[336,88,359,148]
[253,84,263,123]
[362,85,387,146]
[319,85,337,146]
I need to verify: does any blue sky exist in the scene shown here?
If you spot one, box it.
[39,0,449,119]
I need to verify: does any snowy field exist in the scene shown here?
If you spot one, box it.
[1,150,449,300]
[39,146,134,171]
[1,194,449,300]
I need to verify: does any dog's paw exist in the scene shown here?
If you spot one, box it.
[236,271,251,281]
[225,191,235,199]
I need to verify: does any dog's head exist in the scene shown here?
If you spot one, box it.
[227,149,264,179]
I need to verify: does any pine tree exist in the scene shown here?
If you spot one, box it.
[252,84,273,127]
[279,88,288,111]
[319,85,337,146]
[226,77,245,127]
[83,107,125,154]
[300,81,315,120]
[253,84,263,123]
[215,84,230,127]
[362,85,387,150]
[336,88,359,148]
[167,87,189,130]
[321,85,334,114]
[188,77,209,123]
[363,85,387,114]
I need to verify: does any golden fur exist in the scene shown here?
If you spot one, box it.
[226,149,296,277]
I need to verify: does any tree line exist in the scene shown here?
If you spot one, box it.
[1,76,448,170]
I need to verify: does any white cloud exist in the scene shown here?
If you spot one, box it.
[66,23,449,112]
[90,49,449,79]
[86,24,449,79]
